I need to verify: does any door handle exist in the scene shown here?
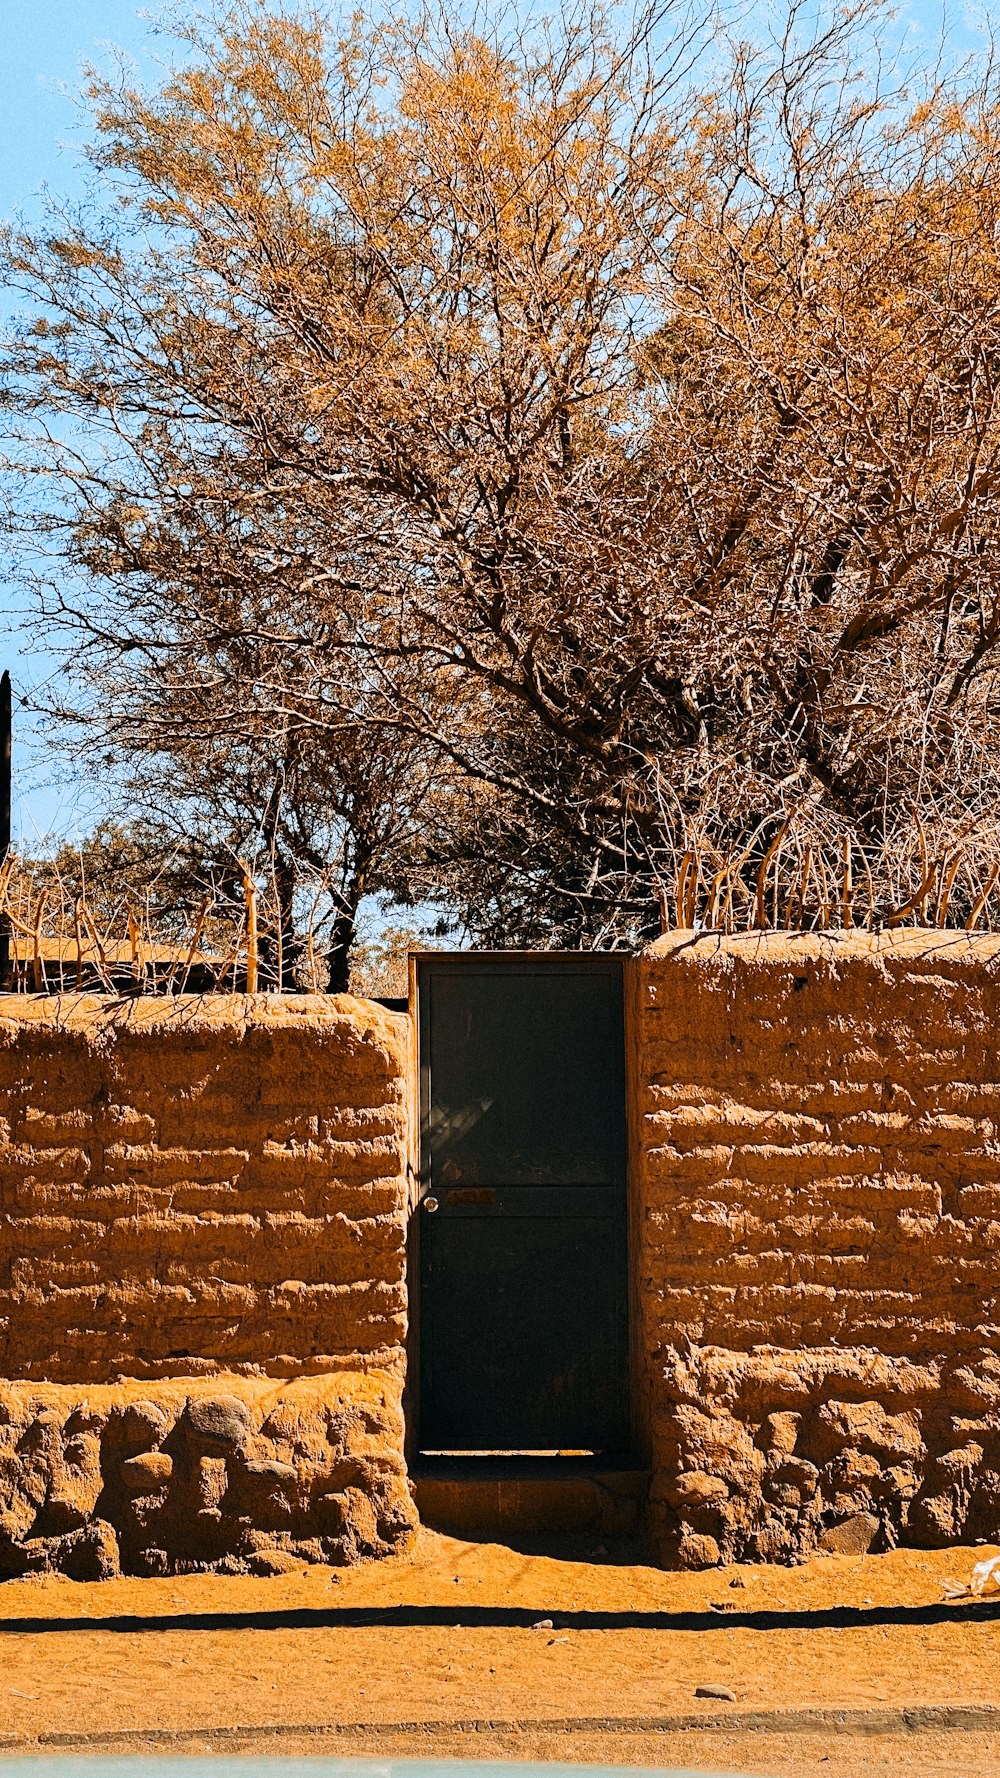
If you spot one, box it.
[424,1196,440,1213]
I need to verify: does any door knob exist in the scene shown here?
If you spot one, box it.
[424,1196,440,1213]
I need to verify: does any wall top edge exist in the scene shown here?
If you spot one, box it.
[642,928,1000,964]
[0,991,410,1038]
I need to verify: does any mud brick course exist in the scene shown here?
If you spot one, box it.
[0,994,416,1578]
[635,932,1000,1567]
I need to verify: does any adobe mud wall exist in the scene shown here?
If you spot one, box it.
[635,932,1000,1568]
[7,942,1000,1582]
[0,995,416,1578]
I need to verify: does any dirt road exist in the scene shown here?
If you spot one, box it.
[1,1532,997,1777]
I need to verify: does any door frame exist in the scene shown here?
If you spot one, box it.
[404,950,643,1465]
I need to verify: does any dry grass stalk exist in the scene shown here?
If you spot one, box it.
[965,863,1000,932]
[841,838,854,928]
[5,807,1000,993]
[242,864,258,994]
[31,891,46,992]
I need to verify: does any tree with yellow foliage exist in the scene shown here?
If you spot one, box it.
[4,0,1000,956]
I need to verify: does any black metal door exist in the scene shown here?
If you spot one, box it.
[416,955,629,1453]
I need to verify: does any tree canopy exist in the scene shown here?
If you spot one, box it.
[5,0,1000,972]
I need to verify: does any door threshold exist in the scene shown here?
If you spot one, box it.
[411,1454,650,1537]
[421,1448,598,1459]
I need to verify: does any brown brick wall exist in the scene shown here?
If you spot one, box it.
[7,945,1000,1579]
[634,932,1000,1565]
[0,994,410,1382]
[0,995,416,1579]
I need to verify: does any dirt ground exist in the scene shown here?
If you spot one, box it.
[1,1529,998,1778]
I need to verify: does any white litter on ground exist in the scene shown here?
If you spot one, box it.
[941,1553,1000,1600]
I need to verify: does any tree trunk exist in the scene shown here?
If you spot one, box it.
[325,845,371,992]
[325,907,355,993]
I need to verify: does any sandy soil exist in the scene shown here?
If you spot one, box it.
[1,1530,998,1777]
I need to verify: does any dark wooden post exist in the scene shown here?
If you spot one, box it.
[0,671,10,990]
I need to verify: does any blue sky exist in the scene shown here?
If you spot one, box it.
[0,2,164,226]
[0,0,170,845]
[0,0,991,846]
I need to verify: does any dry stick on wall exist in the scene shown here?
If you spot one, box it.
[814,852,832,929]
[685,848,701,928]
[32,890,46,992]
[4,903,41,988]
[19,872,35,987]
[754,820,789,929]
[0,851,16,939]
[860,850,876,929]
[55,880,66,993]
[841,836,854,926]
[73,898,84,991]
[772,827,790,928]
[803,845,820,928]
[966,860,1000,931]
[172,896,212,995]
[271,857,283,991]
[0,854,16,986]
[212,915,245,993]
[302,873,334,991]
[242,865,258,993]
[704,863,727,929]
[784,843,813,928]
[128,907,143,987]
[0,902,36,987]
[886,859,939,927]
[708,833,761,931]
[709,867,732,931]
[962,860,986,929]
[143,892,158,990]
[780,843,799,927]
[674,849,694,929]
[914,814,930,922]
[79,903,115,994]
[1,867,16,991]
[935,851,963,927]
[721,868,739,931]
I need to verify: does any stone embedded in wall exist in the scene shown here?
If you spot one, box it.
[0,1373,417,1579]
[649,1345,1000,1567]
